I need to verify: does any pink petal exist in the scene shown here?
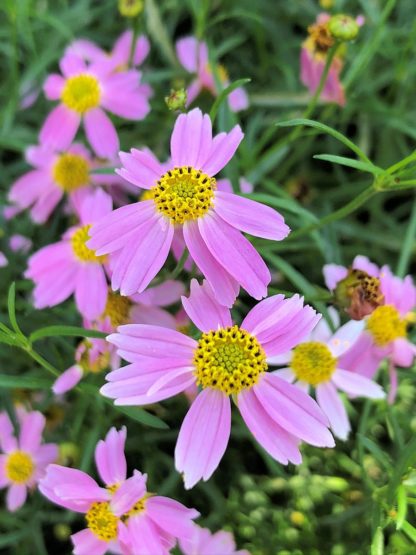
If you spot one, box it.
[39,104,80,150]
[43,74,65,100]
[0,454,10,487]
[9,170,50,209]
[110,471,147,516]
[127,514,167,555]
[181,278,232,333]
[201,125,244,176]
[7,484,27,512]
[75,263,108,320]
[238,387,301,464]
[0,413,17,453]
[78,188,113,225]
[338,332,383,379]
[118,149,164,189]
[183,219,239,307]
[71,529,108,555]
[228,86,249,112]
[84,107,119,158]
[133,280,185,307]
[392,338,415,368]
[176,37,208,72]
[133,35,151,66]
[59,52,87,77]
[352,255,380,277]
[146,496,199,540]
[254,374,334,447]
[34,444,59,468]
[52,365,84,394]
[186,79,203,105]
[101,88,150,120]
[322,263,348,291]
[18,410,45,453]
[170,108,213,169]
[95,426,127,486]
[129,305,178,329]
[332,369,385,399]
[175,389,231,489]
[316,382,351,440]
[214,191,290,240]
[327,320,365,357]
[198,211,270,300]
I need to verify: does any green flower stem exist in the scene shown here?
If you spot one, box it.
[23,345,60,378]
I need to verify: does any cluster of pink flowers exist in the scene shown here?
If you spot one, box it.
[3,14,415,555]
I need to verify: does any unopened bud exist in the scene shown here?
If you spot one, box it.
[328,14,360,41]
[118,0,143,18]
[165,88,187,112]
[58,442,80,466]
[334,268,384,320]
[54,524,71,541]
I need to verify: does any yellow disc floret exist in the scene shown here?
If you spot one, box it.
[85,501,118,542]
[5,451,34,484]
[140,189,155,202]
[78,339,111,374]
[61,74,101,114]
[152,166,216,224]
[71,225,106,263]
[102,292,132,327]
[193,325,267,395]
[291,341,337,386]
[52,153,90,192]
[304,20,335,58]
[366,305,407,347]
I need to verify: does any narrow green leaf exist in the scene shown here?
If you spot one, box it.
[0,373,53,389]
[30,325,107,343]
[112,405,169,430]
[7,282,23,336]
[313,154,384,175]
[276,118,372,163]
[396,484,407,530]
[359,435,392,471]
[145,0,177,66]
[210,78,251,122]
[371,527,384,555]
[401,520,416,543]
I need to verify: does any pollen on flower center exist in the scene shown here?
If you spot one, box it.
[123,494,149,518]
[52,153,90,192]
[79,339,110,373]
[193,325,267,395]
[291,341,337,386]
[102,291,132,327]
[61,74,101,114]
[86,501,118,542]
[366,304,407,346]
[5,451,34,484]
[152,166,216,224]
[71,225,106,263]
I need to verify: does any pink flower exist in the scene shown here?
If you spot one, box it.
[40,50,150,158]
[102,280,334,489]
[323,255,380,291]
[176,36,248,112]
[338,264,416,403]
[9,234,32,254]
[0,408,58,512]
[179,523,250,555]
[9,141,119,224]
[0,251,7,267]
[88,108,290,306]
[39,427,199,555]
[300,13,345,106]
[25,189,112,320]
[68,30,151,72]
[270,308,385,440]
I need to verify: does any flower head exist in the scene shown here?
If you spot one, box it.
[88,108,290,306]
[176,36,249,112]
[40,50,150,158]
[39,427,199,555]
[180,523,250,555]
[270,308,385,440]
[0,408,58,512]
[25,189,112,320]
[102,280,333,489]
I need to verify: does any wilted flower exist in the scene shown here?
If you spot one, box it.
[102,280,334,489]
[0,409,58,512]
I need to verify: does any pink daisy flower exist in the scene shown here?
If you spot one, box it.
[102,280,334,489]
[270,309,385,440]
[25,189,112,320]
[337,265,416,403]
[68,30,150,73]
[52,280,185,395]
[40,50,150,158]
[179,523,250,555]
[39,427,199,555]
[176,36,249,112]
[88,108,290,306]
[0,251,7,267]
[0,408,58,512]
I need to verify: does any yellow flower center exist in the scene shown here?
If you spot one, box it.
[291,341,337,386]
[366,305,407,347]
[152,167,216,224]
[102,292,132,328]
[71,225,106,263]
[79,339,111,373]
[140,189,155,201]
[193,325,267,395]
[52,153,90,192]
[5,451,34,484]
[61,74,101,114]
[86,501,118,542]
[123,494,149,517]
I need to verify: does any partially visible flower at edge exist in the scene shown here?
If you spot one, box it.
[179,523,250,555]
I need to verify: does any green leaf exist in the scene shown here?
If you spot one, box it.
[401,520,416,543]
[30,325,107,343]
[210,78,251,122]
[396,484,407,530]
[145,0,177,66]
[0,373,53,389]
[276,118,372,163]
[371,527,384,555]
[112,405,169,430]
[358,435,392,471]
[7,282,23,336]
[313,154,384,175]
[0,331,19,346]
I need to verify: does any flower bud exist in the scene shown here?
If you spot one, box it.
[328,14,360,41]
[118,0,143,18]
[165,88,187,112]
[334,268,384,320]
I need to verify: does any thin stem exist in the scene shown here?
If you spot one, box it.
[25,347,60,377]
[169,248,189,280]
[396,194,416,277]
[288,185,377,239]
[386,150,416,175]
